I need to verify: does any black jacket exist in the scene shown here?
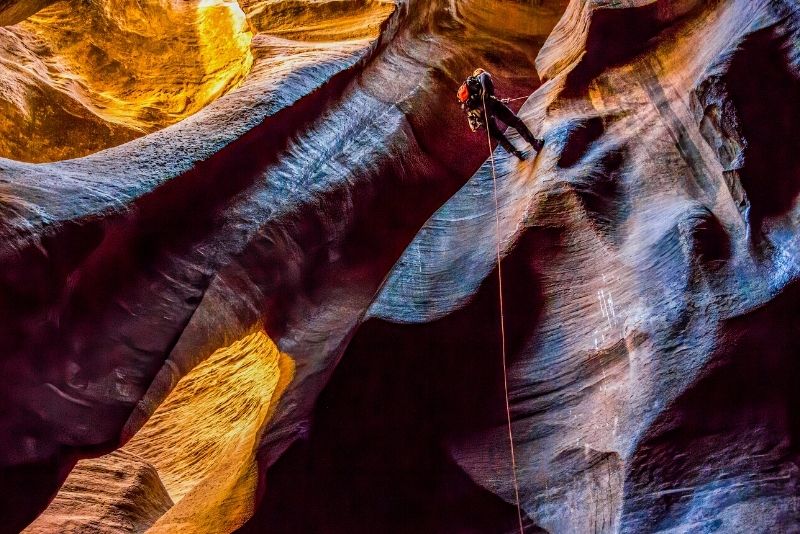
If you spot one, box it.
[462,72,495,111]
[461,72,496,131]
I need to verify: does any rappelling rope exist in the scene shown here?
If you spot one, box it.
[482,93,525,534]
[501,96,530,103]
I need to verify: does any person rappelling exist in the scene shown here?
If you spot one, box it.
[457,68,543,160]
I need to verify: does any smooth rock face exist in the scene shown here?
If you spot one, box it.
[2,0,800,533]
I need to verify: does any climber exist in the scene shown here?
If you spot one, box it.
[457,68,543,160]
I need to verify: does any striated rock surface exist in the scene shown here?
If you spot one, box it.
[27,330,293,534]
[2,0,800,532]
[0,0,253,162]
[0,0,53,26]
[23,449,173,533]
[0,0,407,529]
[130,330,294,534]
[359,0,800,532]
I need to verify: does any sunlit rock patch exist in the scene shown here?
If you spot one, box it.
[26,330,294,533]
[242,0,395,40]
[22,449,173,533]
[0,0,253,162]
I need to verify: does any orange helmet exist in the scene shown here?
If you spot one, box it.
[472,68,486,76]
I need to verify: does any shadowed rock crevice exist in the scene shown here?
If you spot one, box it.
[566,148,629,248]
[622,282,800,533]
[691,74,750,216]
[0,457,68,533]
[242,230,547,533]
[686,209,730,268]
[242,328,526,533]
[724,24,800,233]
[557,116,605,168]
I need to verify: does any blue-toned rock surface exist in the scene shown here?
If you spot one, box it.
[2,0,800,532]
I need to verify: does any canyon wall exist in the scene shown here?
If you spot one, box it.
[2,0,799,532]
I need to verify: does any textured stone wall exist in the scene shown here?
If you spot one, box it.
[1,0,799,532]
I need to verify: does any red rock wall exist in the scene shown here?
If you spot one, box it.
[2,0,800,532]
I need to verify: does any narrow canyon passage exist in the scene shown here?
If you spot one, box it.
[2,0,563,531]
[2,0,800,532]
[243,230,546,532]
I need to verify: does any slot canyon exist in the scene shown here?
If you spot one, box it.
[1,0,799,532]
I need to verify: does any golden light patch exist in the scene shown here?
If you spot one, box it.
[244,0,395,42]
[196,0,255,105]
[22,0,253,130]
[124,330,294,532]
[24,329,294,533]
[0,0,253,161]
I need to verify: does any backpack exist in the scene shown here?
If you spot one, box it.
[457,82,470,103]
[456,74,493,105]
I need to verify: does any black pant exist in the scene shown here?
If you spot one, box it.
[485,97,539,155]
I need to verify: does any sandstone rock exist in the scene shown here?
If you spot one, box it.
[0,0,53,26]
[0,0,254,162]
[26,329,293,534]
[0,0,502,527]
[2,0,800,532]
[23,449,173,533]
[0,0,407,528]
[363,0,800,531]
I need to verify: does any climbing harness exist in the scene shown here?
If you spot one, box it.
[482,93,525,534]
